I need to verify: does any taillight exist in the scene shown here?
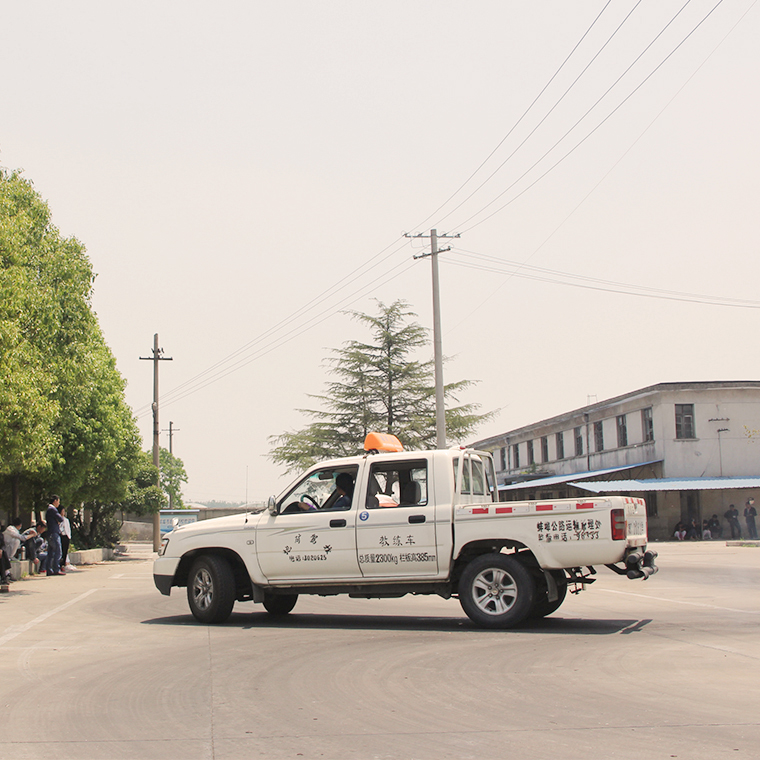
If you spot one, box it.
[611,508,626,540]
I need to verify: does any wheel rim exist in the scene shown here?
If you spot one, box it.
[192,568,213,611]
[471,567,518,616]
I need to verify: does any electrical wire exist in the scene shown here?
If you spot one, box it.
[430,0,642,231]
[133,237,413,415]
[137,0,746,415]
[137,255,420,416]
[412,0,615,232]
[439,0,757,337]
[454,0,720,233]
[442,248,760,309]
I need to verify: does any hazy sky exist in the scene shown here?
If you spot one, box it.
[2,1,758,503]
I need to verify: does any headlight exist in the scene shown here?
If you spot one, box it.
[158,536,170,556]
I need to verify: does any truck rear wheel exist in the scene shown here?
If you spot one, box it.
[458,553,535,629]
[263,593,298,616]
[187,555,236,624]
[529,570,568,619]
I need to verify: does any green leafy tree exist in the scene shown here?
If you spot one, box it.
[269,299,494,472]
[0,169,142,525]
[121,451,166,516]
[159,447,188,509]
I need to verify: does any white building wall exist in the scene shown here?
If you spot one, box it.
[475,382,760,483]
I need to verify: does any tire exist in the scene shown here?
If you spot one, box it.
[262,593,298,616]
[458,553,535,629]
[529,570,568,619]
[187,555,236,624]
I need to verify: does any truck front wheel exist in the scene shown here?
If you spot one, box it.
[458,553,535,629]
[187,555,236,624]
[263,593,298,616]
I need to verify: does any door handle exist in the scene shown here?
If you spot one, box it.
[330,519,347,528]
[408,515,426,524]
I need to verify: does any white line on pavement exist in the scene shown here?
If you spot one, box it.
[0,589,99,648]
[600,588,760,614]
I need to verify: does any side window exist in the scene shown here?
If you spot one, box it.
[366,460,428,509]
[454,455,487,498]
[453,457,472,494]
[278,466,359,514]
[471,458,486,496]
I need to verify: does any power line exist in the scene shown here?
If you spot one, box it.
[134,238,414,415]
[136,0,744,413]
[443,248,760,309]
[413,0,615,232]
[430,0,641,230]
[455,0,721,233]
[439,0,757,338]
[136,255,420,417]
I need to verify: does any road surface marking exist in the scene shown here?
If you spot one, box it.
[0,589,98,647]
[600,588,760,614]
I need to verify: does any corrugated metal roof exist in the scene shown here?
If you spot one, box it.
[571,477,760,493]
[498,460,661,492]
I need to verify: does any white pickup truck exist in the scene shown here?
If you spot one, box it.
[154,433,657,628]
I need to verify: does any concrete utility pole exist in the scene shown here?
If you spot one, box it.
[162,421,179,509]
[140,334,173,551]
[406,228,460,449]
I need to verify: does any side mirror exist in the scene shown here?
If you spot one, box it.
[268,495,279,516]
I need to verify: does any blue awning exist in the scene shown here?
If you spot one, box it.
[498,460,661,492]
[571,476,760,493]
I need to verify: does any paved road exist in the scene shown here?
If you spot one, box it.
[1,541,758,760]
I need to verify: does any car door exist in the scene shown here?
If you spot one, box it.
[355,457,439,578]
[255,465,361,583]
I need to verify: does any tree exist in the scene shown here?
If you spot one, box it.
[0,169,142,521]
[120,451,166,517]
[159,447,188,509]
[269,299,494,472]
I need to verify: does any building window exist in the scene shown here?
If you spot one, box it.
[616,414,628,448]
[675,404,695,439]
[642,407,654,442]
[512,443,520,469]
[645,492,658,518]
[540,436,549,463]
[527,440,535,466]
[556,431,565,460]
[594,421,604,452]
[574,426,583,456]
[500,447,507,471]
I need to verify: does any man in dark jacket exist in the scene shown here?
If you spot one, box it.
[744,498,758,540]
[45,495,64,576]
[724,504,742,540]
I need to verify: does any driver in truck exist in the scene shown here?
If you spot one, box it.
[284,472,355,513]
[331,472,354,510]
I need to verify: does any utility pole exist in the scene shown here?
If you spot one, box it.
[161,421,179,509]
[140,334,173,551]
[406,228,460,449]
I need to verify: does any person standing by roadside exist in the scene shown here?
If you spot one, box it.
[59,505,72,570]
[45,495,64,576]
[725,504,742,540]
[744,498,758,540]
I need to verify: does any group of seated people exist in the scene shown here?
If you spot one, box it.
[673,515,723,541]
[1,518,49,583]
